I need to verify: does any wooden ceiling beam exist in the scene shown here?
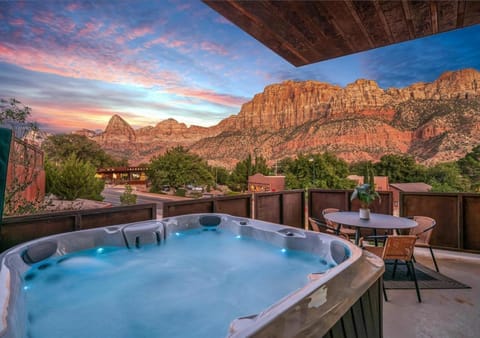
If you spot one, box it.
[430,1,439,34]
[373,0,394,44]
[343,0,376,48]
[401,0,416,39]
[204,0,480,67]
[457,0,466,26]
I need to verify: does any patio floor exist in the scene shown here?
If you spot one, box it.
[383,248,480,338]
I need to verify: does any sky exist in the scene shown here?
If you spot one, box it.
[1,0,480,134]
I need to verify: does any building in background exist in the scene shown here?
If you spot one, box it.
[389,182,432,214]
[96,167,148,185]
[248,173,285,192]
[347,175,389,191]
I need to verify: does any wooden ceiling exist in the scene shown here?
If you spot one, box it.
[204,0,480,66]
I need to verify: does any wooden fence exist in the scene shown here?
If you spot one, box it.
[0,204,156,251]
[254,190,304,228]
[3,190,479,253]
[163,191,306,228]
[401,192,480,252]
[163,194,252,218]
[309,189,393,218]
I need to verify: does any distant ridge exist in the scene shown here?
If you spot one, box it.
[78,68,480,168]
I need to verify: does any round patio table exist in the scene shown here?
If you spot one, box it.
[323,211,418,245]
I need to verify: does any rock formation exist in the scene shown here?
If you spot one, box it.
[82,68,480,168]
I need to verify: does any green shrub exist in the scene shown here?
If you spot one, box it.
[46,155,104,201]
[175,188,186,197]
[120,184,137,205]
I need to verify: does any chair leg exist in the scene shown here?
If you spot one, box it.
[409,261,422,303]
[392,259,398,278]
[429,246,440,272]
[382,281,388,302]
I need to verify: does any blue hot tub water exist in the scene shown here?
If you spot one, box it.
[22,228,335,338]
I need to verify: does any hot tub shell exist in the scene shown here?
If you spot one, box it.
[0,213,384,337]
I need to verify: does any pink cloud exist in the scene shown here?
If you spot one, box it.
[78,21,103,37]
[66,3,82,12]
[10,18,25,26]
[0,41,180,88]
[166,87,247,107]
[200,41,228,56]
[144,35,187,49]
[34,11,76,33]
[127,26,153,40]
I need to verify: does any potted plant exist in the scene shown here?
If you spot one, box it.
[350,165,380,219]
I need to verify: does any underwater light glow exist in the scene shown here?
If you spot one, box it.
[281,248,287,253]
[96,248,105,254]
[235,235,242,239]
[23,285,30,291]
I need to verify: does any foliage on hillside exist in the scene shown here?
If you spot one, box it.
[42,134,128,168]
[393,98,480,130]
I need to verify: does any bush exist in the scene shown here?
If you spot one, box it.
[46,155,104,201]
[175,188,186,197]
[120,184,137,205]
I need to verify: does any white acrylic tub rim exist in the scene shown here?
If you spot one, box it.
[0,213,379,338]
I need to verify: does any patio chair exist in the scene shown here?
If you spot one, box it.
[322,208,356,239]
[308,217,349,241]
[409,216,439,272]
[362,235,421,303]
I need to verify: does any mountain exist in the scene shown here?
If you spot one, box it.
[82,68,480,168]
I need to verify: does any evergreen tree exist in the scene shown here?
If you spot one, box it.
[458,145,480,191]
[46,155,105,200]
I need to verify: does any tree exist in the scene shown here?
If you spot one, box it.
[209,166,229,186]
[426,162,470,192]
[374,154,426,183]
[458,145,480,191]
[279,153,355,190]
[227,154,271,191]
[0,98,37,138]
[46,155,104,200]
[120,184,137,205]
[148,146,213,192]
[42,134,127,168]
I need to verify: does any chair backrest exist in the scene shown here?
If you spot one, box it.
[409,216,436,245]
[322,208,340,228]
[382,235,417,261]
[308,217,336,233]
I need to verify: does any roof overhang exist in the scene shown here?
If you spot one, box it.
[204,0,480,66]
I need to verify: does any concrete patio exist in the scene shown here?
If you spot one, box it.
[383,248,480,338]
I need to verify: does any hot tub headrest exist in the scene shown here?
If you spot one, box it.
[330,241,350,265]
[199,215,222,227]
[22,241,58,264]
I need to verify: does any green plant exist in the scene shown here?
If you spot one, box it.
[46,155,104,201]
[350,164,380,208]
[120,184,137,205]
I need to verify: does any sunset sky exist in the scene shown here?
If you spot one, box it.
[1,1,480,134]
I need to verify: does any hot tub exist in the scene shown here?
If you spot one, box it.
[0,213,384,337]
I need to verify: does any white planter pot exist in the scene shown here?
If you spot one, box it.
[359,208,370,220]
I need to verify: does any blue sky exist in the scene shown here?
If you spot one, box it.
[1,0,479,133]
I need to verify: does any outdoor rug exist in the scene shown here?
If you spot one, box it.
[383,261,470,289]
